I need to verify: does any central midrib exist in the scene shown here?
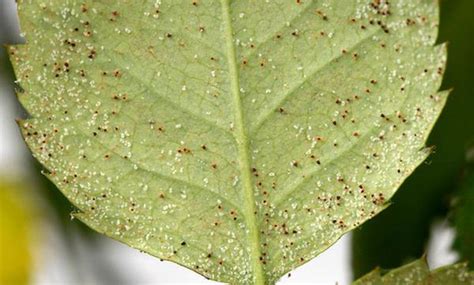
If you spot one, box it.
[220,0,266,284]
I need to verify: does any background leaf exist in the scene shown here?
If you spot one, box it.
[10,1,447,284]
[452,146,474,268]
[353,258,473,285]
[352,0,474,278]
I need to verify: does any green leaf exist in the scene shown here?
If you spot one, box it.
[353,258,474,285]
[452,146,474,268]
[9,1,447,284]
[352,0,474,277]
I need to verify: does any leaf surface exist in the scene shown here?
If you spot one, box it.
[352,0,474,276]
[10,0,447,283]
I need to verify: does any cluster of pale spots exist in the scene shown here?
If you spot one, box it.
[9,0,447,284]
[353,259,474,285]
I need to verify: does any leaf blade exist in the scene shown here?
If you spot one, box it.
[10,0,447,283]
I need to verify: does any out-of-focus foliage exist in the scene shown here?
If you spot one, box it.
[0,181,34,285]
[353,258,473,285]
[0,0,22,45]
[352,0,474,278]
[452,146,474,268]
